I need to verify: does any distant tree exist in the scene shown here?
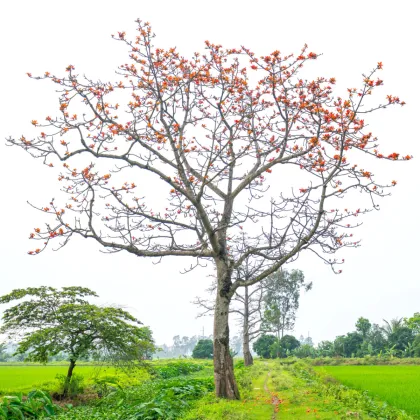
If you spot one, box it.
[192,339,213,359]
[405,313,420,336]
[262,269,311,339]
[0,286,155,397]
[279,335,300,357]
[412,335,420,357]
[0,343,10,362]
[388,327,414,355]
[366,324,387,355]
[355,317,372,339]
[317,340,335,357]
[381,318,404,338]
[293,344,317,358]
[344,332,364,357]
[253,335,277,359]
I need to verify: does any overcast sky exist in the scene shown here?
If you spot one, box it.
[0,0,419,346]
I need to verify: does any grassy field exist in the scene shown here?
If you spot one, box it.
[317,365,420,417]
[0,364,122,394]
[1,360,418,419]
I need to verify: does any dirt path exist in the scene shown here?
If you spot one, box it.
[264,369,281,419]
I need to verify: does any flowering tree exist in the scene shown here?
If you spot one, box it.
[7,20,409,399]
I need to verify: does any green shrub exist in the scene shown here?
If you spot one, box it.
[0,390,59,419]
[152,361,204,379]
[54,373,85,398]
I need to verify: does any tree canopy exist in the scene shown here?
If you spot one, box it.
[192,339,213,359]
[0,286,155,396]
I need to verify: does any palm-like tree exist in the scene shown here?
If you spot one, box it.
[381,318,404,338]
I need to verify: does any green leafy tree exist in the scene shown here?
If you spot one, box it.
[388,327,414,355]
[262,269,311,339]
[355,317,372,339]
[317,340,334,357]
[0,286,155,397]
[366,324,387,355]
[293,344,317,358]
[405,313,420,335]
[253,335,277,359]
[381,318,404,338]
[192,339,213,359]
[279,335,300,357]
[412,335,420,357]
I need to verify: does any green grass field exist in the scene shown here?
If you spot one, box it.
[317,365,420,417]
[0,364,120,394]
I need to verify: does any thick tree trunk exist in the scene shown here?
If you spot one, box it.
[213,259,240,400]
[63,359,76,397]
[243,286,254,366]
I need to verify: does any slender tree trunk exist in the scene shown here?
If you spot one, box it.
[213,259,240,399]
[242,286,253,366]
[63,359,76,397]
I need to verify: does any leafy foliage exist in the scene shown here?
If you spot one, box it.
[262,269,311,339]
[0,390,59,419]
[192,340,213,359]
[152,361,205,379]
[0,286,155,397]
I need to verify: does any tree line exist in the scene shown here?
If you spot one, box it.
[252,314,420,359]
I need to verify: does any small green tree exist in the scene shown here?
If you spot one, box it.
[0,286,155,397]
[192,339,213,359]
[252,334,277,359]
[279,335,300,357]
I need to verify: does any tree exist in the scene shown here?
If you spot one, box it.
[253,334,277,359]
[388,327,414,355]
[405,313,420,336]
[412,335,420,357]
[8,20,408,399]
[366,324,387,355]
[317,340,335,357]
[381,318,404,338]
[192,339,213,359]
[262,269,311,339]
[0,343,10,362]
[0,286,155,397]
[293,344,317,358]
[279,334,300,357]
[355,317,372,339]
[195,262,265,366]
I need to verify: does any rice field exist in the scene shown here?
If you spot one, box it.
[0,364,118,394]
[317,365,420,417]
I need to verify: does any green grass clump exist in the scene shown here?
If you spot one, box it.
[317,365,420,417]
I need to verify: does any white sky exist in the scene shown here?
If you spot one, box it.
[1,0,419,346]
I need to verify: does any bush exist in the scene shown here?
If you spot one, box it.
[192,340,213,359]
[0,390,59,419]
[152,361,204,379]
[54,373,85,398]
[253,335,277,358]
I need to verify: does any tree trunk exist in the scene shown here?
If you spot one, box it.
[63,359,76,397]
[213,259,240,400]
[243,286,253,366]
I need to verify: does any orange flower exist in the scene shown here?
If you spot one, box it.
[31,120,38,126]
